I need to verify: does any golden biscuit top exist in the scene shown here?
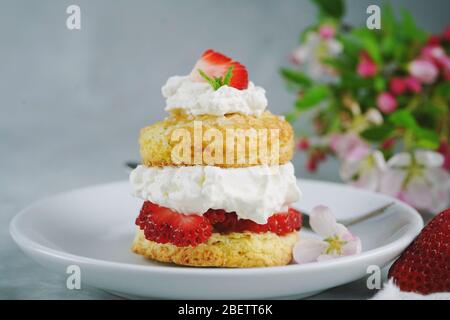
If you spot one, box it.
[139,111,294,168]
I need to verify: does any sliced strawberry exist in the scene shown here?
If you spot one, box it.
[190,49,249,90]
[137,201,212,247]
[203,209,226,225]
[136,202,302,247]
[204,208,302,236]
[388,208,450,294]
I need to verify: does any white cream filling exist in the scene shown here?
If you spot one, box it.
[130,163,301,224]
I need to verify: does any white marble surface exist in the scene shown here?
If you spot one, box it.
[1,0,448,300]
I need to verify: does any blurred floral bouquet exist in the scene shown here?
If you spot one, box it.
[282,0,450,213]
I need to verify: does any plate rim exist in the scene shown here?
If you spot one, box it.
[9,179,424,276]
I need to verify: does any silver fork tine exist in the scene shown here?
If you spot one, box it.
[301,202,395,229]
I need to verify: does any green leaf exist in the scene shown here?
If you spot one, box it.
[374,77,386,92]
[352,29,382,63]
[388,110,417,129]
[382,4,396,34]
[361,124,395,141]
[415,128,440,149]
[436,82,450,100]
[295,85,329,110]
[312,0,345,19]
[280,68,312,87]
[400,9,426,42]
[285,111,299,123]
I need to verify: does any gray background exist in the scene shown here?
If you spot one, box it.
[1,0,448,299]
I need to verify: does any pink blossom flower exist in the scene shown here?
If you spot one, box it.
[389,77,407,95]
[380,150,450,213]
[409,59,439,84]
[377,92,398,114]
[404,76,422,93]
[293,206,362,264]
[421,46,450,71]
[290,32,342,80]
[357,52,377,78]
[340,150,386,191]
[319,24,336,39]
[330,132,370,162]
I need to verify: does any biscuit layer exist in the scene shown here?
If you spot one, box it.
[139,111,294,168]
[132,229,298,267]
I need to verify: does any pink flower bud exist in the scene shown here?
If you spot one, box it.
[426,35,441,47]
[389,77,407,95]
[381,137,396,150]
[404,76,422,93]
[319,25,336,39]
[306,155,318,172]
[408,59,439,84]
[297,137,310,151]
[443,26,450,42]
[422,46,450,70]
[357,52,377,78]
[444,69,450,82]
[438,141,450,170]
[377,92,398,114]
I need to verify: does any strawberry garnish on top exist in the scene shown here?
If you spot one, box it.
[388,208,450,294]
[190,49,249,90]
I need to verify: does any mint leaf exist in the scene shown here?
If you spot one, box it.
[198,69,219,89]
[222,66,234,87]
[198,66,234,91]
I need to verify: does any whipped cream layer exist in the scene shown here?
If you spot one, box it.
[162,76,268,116]
[130,163,301,224]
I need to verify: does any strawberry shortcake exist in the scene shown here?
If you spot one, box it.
[130,50,302,267]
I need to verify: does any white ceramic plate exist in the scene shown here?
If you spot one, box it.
[10,180,423,299]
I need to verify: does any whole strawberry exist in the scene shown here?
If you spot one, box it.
[388,208,450,294]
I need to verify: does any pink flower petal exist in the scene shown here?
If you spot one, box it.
[373,150,387,171]
[310,205,341,238]
[414,150,444,167]
[342,237,362,256]
[293,238,328,264]
[319,25,336,39]
[409,59,439,84]
[351,169,379,191]
[387,153,412,167]
[377,92,398,114]
[402,175,434,210]
[380,169,406,197]
[357,52,377,78]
